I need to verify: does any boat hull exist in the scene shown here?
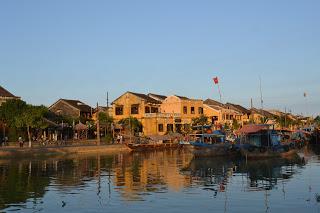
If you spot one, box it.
[126,143,182,151]
[240,148,297,159]
[187,143,238,157]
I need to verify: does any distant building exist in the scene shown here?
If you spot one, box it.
[49,99,93,119]
[203,99,242,126]
[249,108,275,124]
[225,103,251,124]
[0,85,20,106]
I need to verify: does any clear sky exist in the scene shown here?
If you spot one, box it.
[0,0,319,116]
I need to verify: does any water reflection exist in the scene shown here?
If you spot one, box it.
[0,148,318,212]
[184,155,306,191]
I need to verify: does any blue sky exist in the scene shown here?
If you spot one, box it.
[0,0,319,116]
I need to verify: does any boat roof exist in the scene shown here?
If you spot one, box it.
[236,124,272,134]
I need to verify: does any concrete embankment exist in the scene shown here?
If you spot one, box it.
[0,144,131,159]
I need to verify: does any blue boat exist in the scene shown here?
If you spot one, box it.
[237,124,298,159]
[184,130,235,157]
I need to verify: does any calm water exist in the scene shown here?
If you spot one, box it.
[1,147,320,213]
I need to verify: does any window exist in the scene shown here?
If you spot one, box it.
[131,104,139,114]
[183,106,187,114]
[191,107,195,114]
[167,124,174,132]
[158,124,164,132]
[115,106,123,115]
[145,106,150,113]
[151,107,159,113]
[198,107,203,114]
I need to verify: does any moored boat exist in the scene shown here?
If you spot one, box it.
[183,129,236,157]
[236,124,298,159]
[125,133,183,151]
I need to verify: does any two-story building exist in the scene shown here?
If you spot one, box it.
[225,103,251,125]
[112,92,205,136]
[203,99,242,126]
[0,85,20,106]
[49,99,93,119]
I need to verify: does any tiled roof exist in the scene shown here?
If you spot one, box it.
[148,93,167,101]
[129,92,162,104]
[250,108,275,118]
[0,86,16,97]
[175,95,189,100]
[204,99,225,107]
[236,124,271,134]
[226,103,251,114]
[61,99,93,113]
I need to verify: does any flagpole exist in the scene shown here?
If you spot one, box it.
[217,83,222,103]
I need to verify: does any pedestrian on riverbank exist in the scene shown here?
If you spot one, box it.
[18,136,24,148]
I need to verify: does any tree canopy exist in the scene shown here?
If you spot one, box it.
[119,117,142,134]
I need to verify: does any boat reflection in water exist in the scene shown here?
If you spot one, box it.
[0,149,317,213]
[183,155,305,191]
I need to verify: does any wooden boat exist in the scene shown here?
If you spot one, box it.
[237,124,298,159]
[183,130,237,157]
[126,142,181,151]
[125,133,184,151]
[240,146,297,159]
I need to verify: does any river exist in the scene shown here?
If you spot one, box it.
[0,147,320,212]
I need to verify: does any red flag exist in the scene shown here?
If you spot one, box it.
[213,77,219,84]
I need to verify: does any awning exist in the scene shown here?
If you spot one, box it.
[236,124,270,134]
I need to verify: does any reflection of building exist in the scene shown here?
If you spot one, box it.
[113,151,193,200]
[49,99,93,119]
[0,85,20,106]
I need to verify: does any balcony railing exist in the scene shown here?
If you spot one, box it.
[144,113,181,118]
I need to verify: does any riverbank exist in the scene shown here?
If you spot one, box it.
[0,144,131,159]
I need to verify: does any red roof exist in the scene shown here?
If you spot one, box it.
[236,124,270,134]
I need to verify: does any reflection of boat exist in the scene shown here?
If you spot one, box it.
[183,154,305,191]
[237,125,298,159]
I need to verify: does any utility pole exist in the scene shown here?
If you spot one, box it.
[96,102,100,145]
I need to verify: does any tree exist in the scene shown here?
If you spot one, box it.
[16,105,49,147]
[0,100,49,147]
[119,117,142,135]
[232,119,240,130]
[192,115,209,126]
[98,112,114,136]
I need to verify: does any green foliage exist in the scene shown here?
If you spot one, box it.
[259,116,268,124]
[98,112,113,126]
[0,99,50,145]
[192,115,209,126]
[224,123,230,130]
[232,119,241,130]
[119,117,142,134]
[275,115,300,128]
[0,99,27,127]
[314,116,320,127]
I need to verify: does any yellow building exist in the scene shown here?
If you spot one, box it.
[203,99,243,127]
[160,95,204,133]
[111,92,162,135]
[112,92,205,136]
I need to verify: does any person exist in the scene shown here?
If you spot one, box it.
[1,137,4,147]
[18,136,24,148]
[4,136,8,146]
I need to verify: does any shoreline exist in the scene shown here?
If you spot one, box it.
[0,144,131,159]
